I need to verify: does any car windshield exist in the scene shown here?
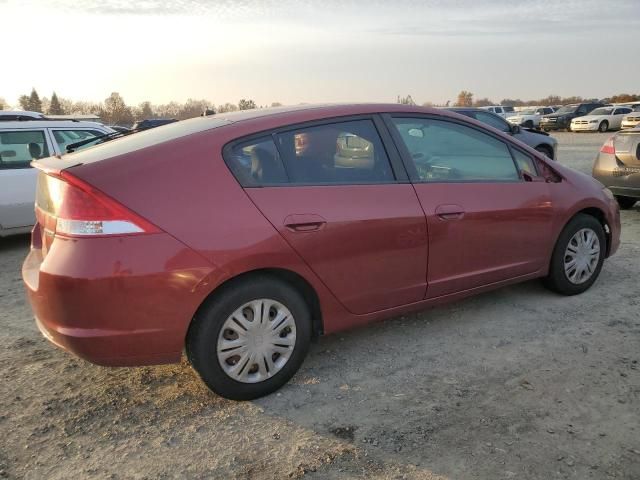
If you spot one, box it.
[590,108,613,115]
[555,106,578,114]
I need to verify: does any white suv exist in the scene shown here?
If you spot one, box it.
[0,119,114,237]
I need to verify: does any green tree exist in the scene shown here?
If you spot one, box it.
[238,99,257,110]
[455,90,473,107]
[48,92,65,115]
[18,95,30,110]
[0,97,6,110]
[28,88,43,112]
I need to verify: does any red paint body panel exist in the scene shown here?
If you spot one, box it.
[413,182,554,297]
[246,184,428,314]
[22,104,621,367]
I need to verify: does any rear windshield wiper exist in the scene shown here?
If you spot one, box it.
[65,128,143,153]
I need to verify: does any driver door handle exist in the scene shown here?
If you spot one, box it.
[435,204,465,220]
[284,214,327,232]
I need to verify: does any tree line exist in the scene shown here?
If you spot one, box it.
[2,89,638,124]
[3,89,274,126]
[453,91,639,108]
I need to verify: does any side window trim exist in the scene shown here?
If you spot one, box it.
[381,113,524,184]
[223,114,408,187]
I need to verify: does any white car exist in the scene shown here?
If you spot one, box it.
[479,105,515,118]
[620,105,640,129]
[507,106,556,128]
[0,120,114,237]
[570,106,633,132]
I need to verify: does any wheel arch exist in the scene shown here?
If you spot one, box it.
[567,207,612,257]
[187,267,324,347]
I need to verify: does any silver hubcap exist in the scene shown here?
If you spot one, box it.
[217,299,296,383]
[564,228,600,284]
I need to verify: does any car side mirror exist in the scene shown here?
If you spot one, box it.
[510,124,521,134]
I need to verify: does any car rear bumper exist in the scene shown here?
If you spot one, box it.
[22,229,213,366]
[593,153,640,198]
[621,121,640,129]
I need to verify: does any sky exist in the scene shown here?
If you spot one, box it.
[2,0,639,108]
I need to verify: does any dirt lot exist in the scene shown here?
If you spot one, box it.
[1,132,639,479]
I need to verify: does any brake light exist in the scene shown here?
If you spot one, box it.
[35,171,160,237]
[600,137,615,155]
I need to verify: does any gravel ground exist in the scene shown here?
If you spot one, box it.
[1,132,639,480]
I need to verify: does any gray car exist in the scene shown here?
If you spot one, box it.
[592,125,640,209]
[445,107,558,159]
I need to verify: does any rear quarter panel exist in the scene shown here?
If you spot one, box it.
[67,127,351,334]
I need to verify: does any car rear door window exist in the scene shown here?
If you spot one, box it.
[391,117,519,182]
[275,119,395,185]
[226,136,288,186]
[0,130,50,169]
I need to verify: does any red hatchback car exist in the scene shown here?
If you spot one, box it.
[23,104,620,399]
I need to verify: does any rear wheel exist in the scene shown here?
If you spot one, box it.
[598,121,609,133]
[543,214,606,295]
[187,276,312,400]
[615,195,637,210]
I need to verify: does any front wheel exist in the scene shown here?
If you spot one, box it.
[598,121,609,133]
[543,214,606,295]
[615,195,637,210]
[187,276,312,400]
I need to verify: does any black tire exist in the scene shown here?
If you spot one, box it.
[543,214,606,295]
[535,145,553,159]
[598,121,609,133]
[615,195,637,210]
[186,275,312,400]
[566,124,572,132]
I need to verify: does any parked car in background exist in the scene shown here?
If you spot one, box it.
[621,108,640,130]
[593,125,640,209]
[539,103,604,131]
[507,107,556,128]
[570,106,633,132]
[0,120,114,237]
[131,118,178,130]
[22,104,620,400]
[445,107,557,159]
[479,105,515,118]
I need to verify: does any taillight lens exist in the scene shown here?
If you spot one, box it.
[600,137,615,155]
[35,171,160,237]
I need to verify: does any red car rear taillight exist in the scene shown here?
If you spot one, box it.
[36,171,160,237]
[600,137,615,155]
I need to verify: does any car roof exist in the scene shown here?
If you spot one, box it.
[0,120,110,129]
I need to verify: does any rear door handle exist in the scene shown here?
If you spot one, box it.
[435,204,465,220]
[284,214,327,232]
